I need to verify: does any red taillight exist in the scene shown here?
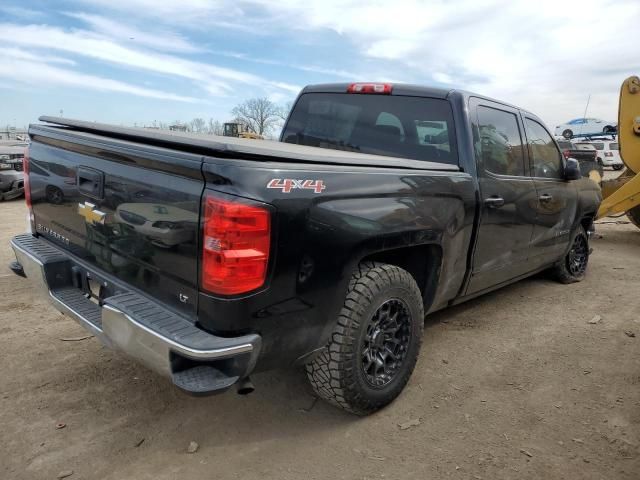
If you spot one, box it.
[23,146,32,209]
[347,83,393,94]
[201,194,271,295]
[562,149,571,159]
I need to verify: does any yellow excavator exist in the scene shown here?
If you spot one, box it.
[597,76,640,228]
[222,122,264,140]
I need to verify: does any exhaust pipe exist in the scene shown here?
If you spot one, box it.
[236,377,255,395]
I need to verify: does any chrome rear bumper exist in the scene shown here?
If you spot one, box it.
[11,233,261,395]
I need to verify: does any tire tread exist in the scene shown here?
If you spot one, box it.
[306,261,424,415]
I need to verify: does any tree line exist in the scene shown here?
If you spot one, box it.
[145,97,293,138]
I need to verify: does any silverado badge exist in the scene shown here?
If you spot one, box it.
[78,201,106,225]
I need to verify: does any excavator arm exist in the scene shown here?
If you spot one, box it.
[597,76,640,227]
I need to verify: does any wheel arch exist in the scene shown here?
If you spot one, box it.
[359,243,443,312]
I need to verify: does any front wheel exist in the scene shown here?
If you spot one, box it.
[306,262,424,415]
[551,226,590,283]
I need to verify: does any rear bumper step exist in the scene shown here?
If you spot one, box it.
[10,233,261,396]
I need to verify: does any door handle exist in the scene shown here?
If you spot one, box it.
[484,196,505,208]
[539,194,554,203]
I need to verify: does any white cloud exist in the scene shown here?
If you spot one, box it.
[64,12,203,53]
[3,0,638,127]
[73,0,257,32]
[0,23,298,97]
[245,0,639,125]
[0,55,198,102]
[0,5,46,20]
[3,47,77,66]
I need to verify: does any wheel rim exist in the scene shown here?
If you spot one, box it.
[567,234,588,276]
[47,188,62,203]
[361,299,412,388]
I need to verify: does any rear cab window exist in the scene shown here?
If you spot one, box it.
[282,93,459,166]
[476,105,526,176]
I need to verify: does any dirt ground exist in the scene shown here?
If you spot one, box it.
[1,196,638,480]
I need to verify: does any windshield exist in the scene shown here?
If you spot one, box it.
[282,93,458,166]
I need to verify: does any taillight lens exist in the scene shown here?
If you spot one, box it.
[201,194,271,295]
[562,149,570,159]
[347,83,393,94]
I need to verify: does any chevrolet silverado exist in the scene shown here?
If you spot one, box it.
[10,83,601,415]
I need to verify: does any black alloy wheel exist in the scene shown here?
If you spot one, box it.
[552,226,590,283]
[567,233,588,277]
[362,299,412,388]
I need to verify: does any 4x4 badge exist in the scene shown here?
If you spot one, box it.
[78,201,106,225]
[267,178,326,193]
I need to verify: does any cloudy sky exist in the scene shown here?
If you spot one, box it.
[1,0,638,130]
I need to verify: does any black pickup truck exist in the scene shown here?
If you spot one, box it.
[10,83,601,415]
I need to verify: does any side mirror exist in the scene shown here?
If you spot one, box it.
[564,158,581,181]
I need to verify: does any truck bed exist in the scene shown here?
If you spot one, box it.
[37,116,459,172]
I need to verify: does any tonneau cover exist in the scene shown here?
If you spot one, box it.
[36,116,459,172]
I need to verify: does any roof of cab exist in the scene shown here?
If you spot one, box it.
[301,82,453,99]
[300,82,536,118]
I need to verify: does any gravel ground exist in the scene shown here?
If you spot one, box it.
[0,197,638,480]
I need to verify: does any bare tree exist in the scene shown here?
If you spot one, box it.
[207,118,223,136]
[276,101,294,121]
[231,97,281,136]
[190,117,206,133]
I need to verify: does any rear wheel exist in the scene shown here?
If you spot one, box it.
[562,129,573,139]
[627,206,640,229]
[552,226,590,283]
[306,262,424,415]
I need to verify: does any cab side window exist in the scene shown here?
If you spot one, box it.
[477,106,525,176]
[524,118,563,179]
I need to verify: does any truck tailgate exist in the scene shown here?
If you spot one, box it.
[27,126,204,319]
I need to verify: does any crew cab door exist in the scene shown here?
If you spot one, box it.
[466,99,539,294]
[522,116,579,264]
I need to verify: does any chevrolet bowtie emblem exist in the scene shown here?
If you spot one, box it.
[78,202,106,225]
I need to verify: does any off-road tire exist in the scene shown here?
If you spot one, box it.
[562,129,573,139]
[306,262,424,415]
[627,206,640,229]
[552,226,590,284]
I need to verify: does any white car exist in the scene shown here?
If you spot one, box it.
[554,118,617,139]
[573,140,624,170]
[114,203,198,248]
